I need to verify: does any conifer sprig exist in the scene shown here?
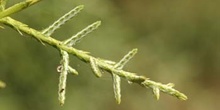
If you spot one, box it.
[0,1,188,106]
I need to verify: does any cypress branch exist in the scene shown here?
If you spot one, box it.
[0,17,187,104]
[0,3,187,106]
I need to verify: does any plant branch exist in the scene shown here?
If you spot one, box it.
[0,0,41,19]
[0,17,187,102]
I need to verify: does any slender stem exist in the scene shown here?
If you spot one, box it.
[0,0,41,19]
[0,17,187,100]
[0,17,143,80]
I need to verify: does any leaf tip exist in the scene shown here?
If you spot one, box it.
[94,21,102,28]
[77,5,84,9]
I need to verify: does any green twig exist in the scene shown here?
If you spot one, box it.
[0,1,187,105]
[0,0,41,19]
[58,50,69,106]
[0,17,187,102]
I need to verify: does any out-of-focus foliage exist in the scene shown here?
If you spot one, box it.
[0,0,219,110]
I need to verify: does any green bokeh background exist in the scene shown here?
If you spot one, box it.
[0,0,220,110]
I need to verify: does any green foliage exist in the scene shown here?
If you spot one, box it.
[0,0,187,107]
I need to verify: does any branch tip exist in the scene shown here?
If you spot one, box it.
[68,66,79,75]
[90,57,102,78]
[64,21,101,46]
[152,87,160,100]
[114,48,138,69]
[112,74,121,104]
[42,5,84,36]
[142,80,188,100]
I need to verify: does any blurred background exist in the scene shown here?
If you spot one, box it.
[0,0,220,110]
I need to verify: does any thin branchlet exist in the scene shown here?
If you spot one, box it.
[112,74,121,104]
[68,66,78,75]
[112,48,137,104]
[90,57,102,78]
[42,5,84,36]
[58,50,69,106]
[114,48,138,69]
[64,21,101,46]
[153,87,160,100]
